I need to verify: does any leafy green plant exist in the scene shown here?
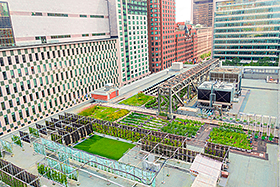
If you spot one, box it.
[11,135,22,147]
[208,124,252,150]
[29,127,39,138]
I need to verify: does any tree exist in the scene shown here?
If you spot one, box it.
[232,57,241,65]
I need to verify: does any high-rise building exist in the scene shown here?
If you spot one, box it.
[148,0,176,73]
[191,0,213,27]
[196,26,212,60]
[0,0,121,134]
[212,0,280,62]
[112,0,150,86]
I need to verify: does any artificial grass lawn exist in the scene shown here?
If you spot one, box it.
[119,93,154,106]
[78,105,129,122]
[74,135,135,160]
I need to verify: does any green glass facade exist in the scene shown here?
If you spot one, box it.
[213,0,280,62]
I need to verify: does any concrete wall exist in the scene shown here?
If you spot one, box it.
[6,0,110,46]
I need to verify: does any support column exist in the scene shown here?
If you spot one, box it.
[157,87,161,115]
[168,88,172,118]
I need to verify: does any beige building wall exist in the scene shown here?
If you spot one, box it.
[196,27,212,59]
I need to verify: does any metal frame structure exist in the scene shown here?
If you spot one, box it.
[157,59,220,117]
[0,158,40,187]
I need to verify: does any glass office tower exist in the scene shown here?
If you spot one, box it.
[212,0,280,62]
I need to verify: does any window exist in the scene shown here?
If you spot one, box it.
[25,108,29,117]
[2,72,7,80]
[18,69,22,77]
[10,70,14,78]
[16,98,20,105]
[20,82,24,91]
[34,79,37,87]
[1,102,5,110]
[7,56,11,65]
[47,13,68,17]
[38,104,42,112]
[44,102,47,110]
[0,57,3,66]
[32,106,36,114]
[24,68,28,75]
[23,95,27,103]
[27,80,31,89]
[13,83,17,93]
[4,115,9,125]
[9,100,13,107]
[6,85,10,94]
[19,110,23,119]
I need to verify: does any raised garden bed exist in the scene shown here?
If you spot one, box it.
[78,105,129,122]
[119,112,169,130]
[161,119,203,137]
[208,123,252,150]
[119,93,154,106]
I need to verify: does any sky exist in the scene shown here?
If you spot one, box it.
[176,0,192,22]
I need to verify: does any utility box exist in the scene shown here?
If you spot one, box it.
[90,84,119,102]
[198,81,234,108]
[171,62,183,71]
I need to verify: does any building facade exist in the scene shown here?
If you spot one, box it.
[113,0,150,86]
[148,0,176,73]
[0,39,120,134]
[212,0,280,62]
[174,27,198,63]
[0,0,111,47]
[191,0,213,27]
[196,27,212,60]
[0,0,122,134]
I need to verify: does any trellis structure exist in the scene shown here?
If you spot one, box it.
[0,159,40,187]
[56,113,227,164]
[157,58,220,117]
[33,137,156,186]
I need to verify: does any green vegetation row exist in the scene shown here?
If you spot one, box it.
[78,105,129,122]
[209,124,252,150]
[222,57,278,66]
[119,93,154,106]
[37,163,68,186]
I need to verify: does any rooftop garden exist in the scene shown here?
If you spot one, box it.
[208,123,252,150]
[74,135,135,160]
[78,105,129,122]
[119,93,154,106]
[161,119,203,137]
[119,112,168,130]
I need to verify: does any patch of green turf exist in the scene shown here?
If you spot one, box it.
[74,135,135,160]
[119,93,154,106]
[78,106,129,121]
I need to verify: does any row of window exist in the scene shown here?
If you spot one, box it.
[215,20,280,28]
[215,13,280,22]
[214,26,279,33]
[215,33,279,39]
[2,80,118,127]
[0,43,116,66]
[31,12,105,18]
[217,1,280,12]
[214,51,277,55]
[214,39,279,44]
